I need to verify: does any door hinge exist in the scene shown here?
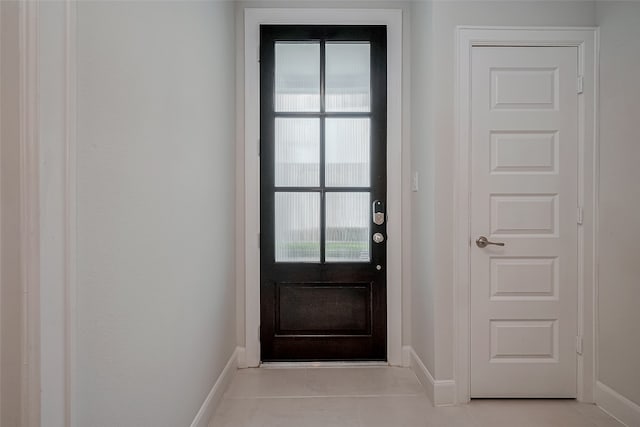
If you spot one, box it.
[258,232,261,249]
[577,76,584,94]
[576,336,583,355]
[258,324,261,342]
[258,138,261,157]
[577,207,584,225]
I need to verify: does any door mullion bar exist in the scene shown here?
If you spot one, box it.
[320,39,326,115]
[273,187,372,193]
[320,190,326,264]
[320,39,326,264]
[273,112,369,119]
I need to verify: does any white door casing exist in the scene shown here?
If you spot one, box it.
[455,27,597,404]
[243,9,403,368]
[470,46,578,397]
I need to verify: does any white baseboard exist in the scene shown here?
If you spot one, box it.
[408,346,435,404]
[406,346,456,406]
[237,346,247,369]
[595,381,640,427]
[190,347,239,427]
[402,345,411,367]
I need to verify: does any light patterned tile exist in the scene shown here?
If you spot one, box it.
[210,368,625,427]
[357,395,477,427]
[573,403,626,427]
[250,397,361,427]
[225,368,312,398]
[464,399,602,427]
[304,367,424,396]
[209,398,258,427]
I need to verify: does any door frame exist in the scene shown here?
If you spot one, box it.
[454,27,598,404]
[243,8,403,367]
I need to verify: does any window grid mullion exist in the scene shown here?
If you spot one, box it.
[320,39,327,264]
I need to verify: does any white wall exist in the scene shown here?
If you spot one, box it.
[410,1,596,380]
[410,0,436,376]
[595,0,640,410]
[0,2,23,425]
[76,2,236,425]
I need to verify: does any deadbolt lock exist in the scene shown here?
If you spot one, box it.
[373,233,385,244]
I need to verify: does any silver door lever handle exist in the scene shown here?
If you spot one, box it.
[476,236,505,248]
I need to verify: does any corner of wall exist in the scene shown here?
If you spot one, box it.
[407,346,456,407]
[236,347,247,369]
[402,345,411,368]
[595,381,640,427]
[189,347,239,427]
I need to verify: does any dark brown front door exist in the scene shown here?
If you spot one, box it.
[260,25,387,361]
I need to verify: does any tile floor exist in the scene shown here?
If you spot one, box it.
[209,366,624,427]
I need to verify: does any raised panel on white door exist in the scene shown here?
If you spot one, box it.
[490,320,558,362]
[490,257,558,301]
[491,131,558,174]
[491,67,558,110]
[490,194,558,236]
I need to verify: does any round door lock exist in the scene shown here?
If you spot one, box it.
[372,232,385,244]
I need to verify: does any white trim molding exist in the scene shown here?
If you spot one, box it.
[64,1,78,425]
[454,27,598,404]
[28,1,77,425]
[595,381,640,427]
[189,348,239,427]
[243,8,403,367]
[236,346,247,369]
[401,345,411,368]
[0,4,3,423]
[19,1,41,425]
[406,346,456,406]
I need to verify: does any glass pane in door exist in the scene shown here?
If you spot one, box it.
[325,192,370,262]
[325,43,371,112]
[325,118,370,187]
[275,118,320,187]
[275,43,320,112]
[275,192,321,262]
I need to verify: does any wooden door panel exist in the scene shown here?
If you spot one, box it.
[275,283,372,335]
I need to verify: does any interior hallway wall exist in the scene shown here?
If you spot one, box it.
[76,1,236,425]
[595,0,640,410]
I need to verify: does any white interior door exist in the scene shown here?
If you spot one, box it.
[470,46,579,397]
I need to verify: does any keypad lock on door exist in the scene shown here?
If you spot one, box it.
[373,200,385,225]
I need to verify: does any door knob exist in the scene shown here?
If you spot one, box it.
[476,236,505,248]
